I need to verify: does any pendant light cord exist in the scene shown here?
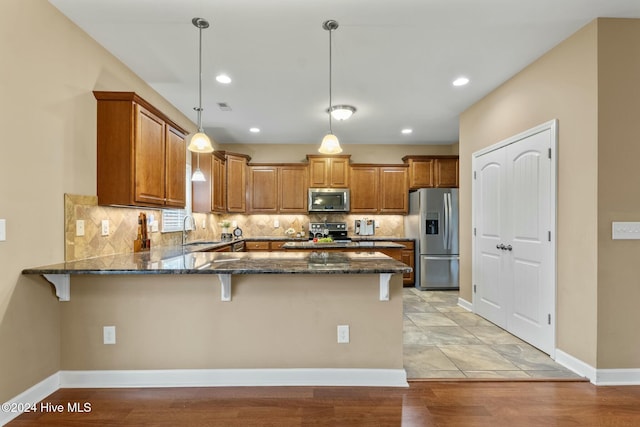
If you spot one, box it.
[328,26,333,134]
[196,23,204,132]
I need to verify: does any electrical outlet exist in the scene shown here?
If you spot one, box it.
[612,222,640,239]
[0,219,5,241]
[274,219,279,228]
[151,220,159,232]
[101,219,109,236]
[337,325,350,344]
[103,326,116,344]
[76,220,85,236]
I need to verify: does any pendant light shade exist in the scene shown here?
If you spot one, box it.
[187,132,213,153]
[191,167,206,182]
[319,133,342,154]
[187,17,214,154]
[318,19,343,155]
[191,153,206,182]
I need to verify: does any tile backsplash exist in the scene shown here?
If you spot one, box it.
[65,194,405,261]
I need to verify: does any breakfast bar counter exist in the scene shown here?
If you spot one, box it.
[21,248,409,387]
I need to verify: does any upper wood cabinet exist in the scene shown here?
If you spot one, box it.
[212,153,227,213]
[402,155,459,189]
[191,151,226,213]
[306,155,350,188]
[94,91,187,208]
[225,152,250,213]
[248,164,308,213]
[350,166,379,213]
[350,164,408,214]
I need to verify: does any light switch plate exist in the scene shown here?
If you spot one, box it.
[151,220,159,233]
[612,222,640,240]
[0,219,5,241]
[337,325,350,343]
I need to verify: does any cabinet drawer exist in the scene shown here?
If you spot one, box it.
[245,241,270,251]
[270,241,290,251]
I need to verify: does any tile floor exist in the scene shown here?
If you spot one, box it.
[403,288,584,380]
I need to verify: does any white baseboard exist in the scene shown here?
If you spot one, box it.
[555,349,640,385]
[0,372,60,426]
[458,297,473,312]
[60,368,408,388]
[1,368,406,424]
[554,349,597,383]
[594,369,640,386]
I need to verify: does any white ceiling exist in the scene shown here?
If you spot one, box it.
[50,0,640,146]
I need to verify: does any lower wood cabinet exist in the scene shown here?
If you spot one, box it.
[398,240,415,287]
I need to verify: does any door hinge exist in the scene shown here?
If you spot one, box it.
[548,314,551,325]
[473,171,476,180]
[473,227,476,236]
[548,231,551,242]
[548,148,552,159]
[473,284,477,293]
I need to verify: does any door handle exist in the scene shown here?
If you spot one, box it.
[506,245,512,251]
[496,244,505,250]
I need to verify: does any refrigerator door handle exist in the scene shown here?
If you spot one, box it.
[423,256,460,261]
[442,193,449,249]
[447,193,453,250]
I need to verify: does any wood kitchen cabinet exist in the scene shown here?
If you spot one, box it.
[402,155,459,189]
[94,91,187,208]
[192,151,226,213]
[248,164,308,213]
[350,166,379,213]
[226,152,250,213]
[399,240,415,286]
[350,164,408,214]
[212,152,227,212]
[306,155,350,188]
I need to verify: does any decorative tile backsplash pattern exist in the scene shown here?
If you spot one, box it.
[64,194,405,261]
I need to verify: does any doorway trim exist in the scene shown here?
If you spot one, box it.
[471,119,558,357]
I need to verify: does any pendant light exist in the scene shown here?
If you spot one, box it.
[318,19,343,154]
[187,17,214,154]
[191,154,206,182]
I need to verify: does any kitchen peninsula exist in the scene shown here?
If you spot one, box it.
[23,246,410,387]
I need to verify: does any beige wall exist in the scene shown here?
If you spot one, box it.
[460,22,600,365]
[61,274,404,370]
[596,19,640,368]
[219,143,458,164]
[0,0,196,401]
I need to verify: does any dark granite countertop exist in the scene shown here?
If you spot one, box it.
[282,241,406,249]
[22,248,411,276]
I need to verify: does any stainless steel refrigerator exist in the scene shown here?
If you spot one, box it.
[404,188,459,290]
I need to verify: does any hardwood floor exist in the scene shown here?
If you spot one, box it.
[8,382,640,426]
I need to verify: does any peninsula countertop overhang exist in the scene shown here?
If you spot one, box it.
[22,249,412,276]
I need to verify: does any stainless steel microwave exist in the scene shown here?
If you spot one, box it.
[308,188,350,212]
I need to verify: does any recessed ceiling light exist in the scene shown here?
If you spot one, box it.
[216,74,232,84]
[452,77,470,87]
[401,128,413,134]
[249,127,260,133]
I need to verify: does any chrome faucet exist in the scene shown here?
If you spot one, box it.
[182,215,195,245]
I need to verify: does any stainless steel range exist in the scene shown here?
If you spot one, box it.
[308,222,350,242]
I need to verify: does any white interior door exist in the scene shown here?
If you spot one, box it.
[473,121,556,356]
[474,148,508,327]
[505,129,553,354]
